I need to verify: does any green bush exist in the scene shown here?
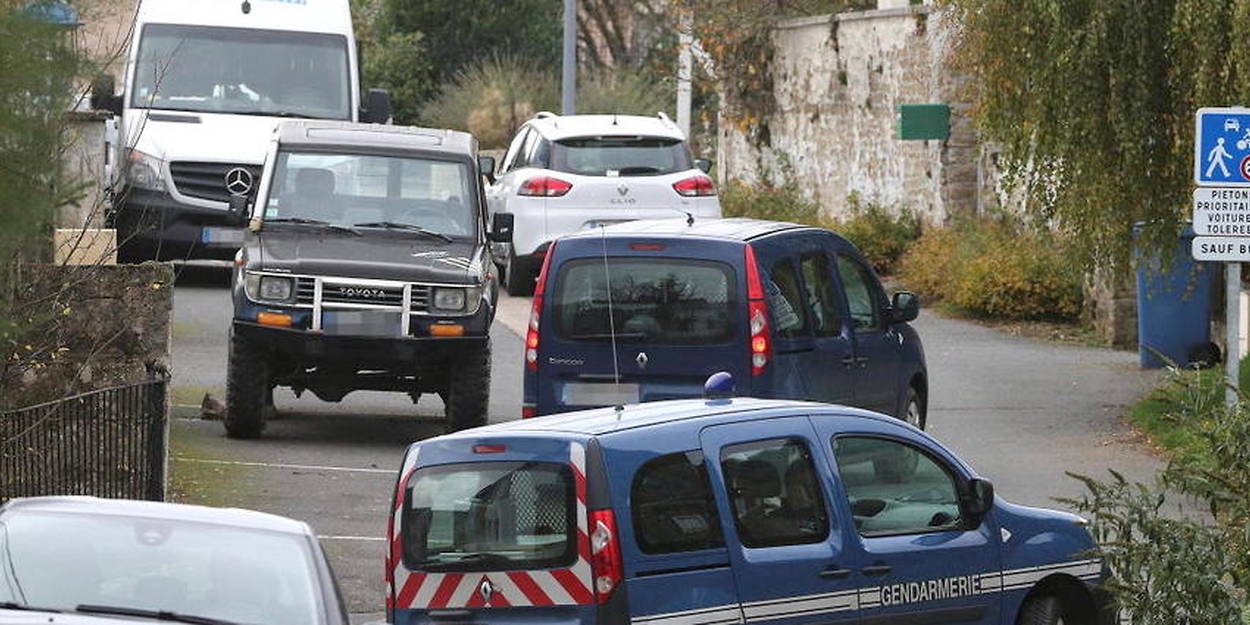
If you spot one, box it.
[576,69,674,120]
[361,30,435,126]
[1065,366,1250,624]
[420,54,558,149]
[719,179,822,224]
[898,219,1083,321]
[834,197,921,275]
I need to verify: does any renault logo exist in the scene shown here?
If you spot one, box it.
[479,579,494,604]
[636,352,648,369]
[617,182,629,196]
[225,167,254,197]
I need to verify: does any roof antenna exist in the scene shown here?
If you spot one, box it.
[612,114,619,126]
[600,225,621,393]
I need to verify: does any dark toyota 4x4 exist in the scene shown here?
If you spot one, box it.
[223,121,513,438]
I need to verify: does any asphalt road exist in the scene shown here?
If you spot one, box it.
[167,265,1162,622]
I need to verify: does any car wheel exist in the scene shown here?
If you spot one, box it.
[504,250,534,297]
[900,386,926,430]
[444,340,491,431]
[225,331,271,439]
[1018,595,1070,625]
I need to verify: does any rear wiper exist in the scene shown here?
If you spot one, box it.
[265,217,361,236]
[418,552,514,570]
[0,602,62,613]
[354,222,453,242]
[567,332,649,342]
[76,605,240,625]
[617,166,661,176]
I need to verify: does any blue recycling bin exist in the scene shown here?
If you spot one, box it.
[1136,226,1217,369]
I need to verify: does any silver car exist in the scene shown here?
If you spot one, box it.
[0,497,348,625]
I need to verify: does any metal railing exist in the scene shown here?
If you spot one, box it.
[0,379,168,503]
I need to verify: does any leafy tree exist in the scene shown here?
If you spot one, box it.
[942,0,1250,268]
[379,0,562,90]
[362,30,435,125]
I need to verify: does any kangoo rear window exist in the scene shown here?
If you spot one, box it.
[553,259,735,345]
[402,462,576,572]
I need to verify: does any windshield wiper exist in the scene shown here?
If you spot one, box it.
[567,332,649,342]
[417,552,514,571]
[354,222,453,242]
[0,602,62,613]
[229,111,342,120]
[76,605,240,625]
[265,217,361,236]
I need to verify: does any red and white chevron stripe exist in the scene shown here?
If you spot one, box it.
[387,442,594,610]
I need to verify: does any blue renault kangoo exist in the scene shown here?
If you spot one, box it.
[521,218,927,425]
[385,394,1112,625]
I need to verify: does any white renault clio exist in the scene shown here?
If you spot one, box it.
[485,113,721,295]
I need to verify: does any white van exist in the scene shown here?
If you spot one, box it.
[91,0,391,262]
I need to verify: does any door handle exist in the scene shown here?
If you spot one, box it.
[819,567,852,579]
[840,356,856,368]
[862,565,892,576]
[856,356,870,368]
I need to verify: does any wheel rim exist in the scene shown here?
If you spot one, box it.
[905,398,922,427]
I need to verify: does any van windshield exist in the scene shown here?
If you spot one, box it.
[132,24,350,120]
[402,462,576,572]
[553,258,735,345]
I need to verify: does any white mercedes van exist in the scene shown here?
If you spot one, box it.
[91,0,391,262]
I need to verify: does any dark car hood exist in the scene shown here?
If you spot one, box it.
[250,229,481,283]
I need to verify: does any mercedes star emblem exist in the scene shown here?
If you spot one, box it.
[225,167,254,197]
[636,352,648,369]
[479,579,494,604]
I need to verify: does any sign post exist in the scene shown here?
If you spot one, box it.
[1193,107,1250,406]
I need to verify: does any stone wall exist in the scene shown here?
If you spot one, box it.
[718,5,978,225]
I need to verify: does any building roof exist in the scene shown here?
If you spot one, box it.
[526,113,685,142]
[0,496,313,535]
[275,121,476,157]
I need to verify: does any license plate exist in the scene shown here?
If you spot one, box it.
[201,227,244,244]
[322,311,403,337]
[563,382,640,406]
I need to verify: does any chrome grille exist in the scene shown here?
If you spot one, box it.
[296,277,316,305]
[410,286,432,312]
[169,162,261,203]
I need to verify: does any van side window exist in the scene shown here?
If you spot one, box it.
[631,451,725,554]
[720,438,828,548]
[766,259,808,338]
[835,254,881,332]
[799,252,842,337]
[831,436,963,536]
[501,128,529,173]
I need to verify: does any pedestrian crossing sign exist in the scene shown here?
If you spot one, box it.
[1195,107,1250,186]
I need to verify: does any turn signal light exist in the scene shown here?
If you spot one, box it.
[429,324,465,337]
[257,312,293,327]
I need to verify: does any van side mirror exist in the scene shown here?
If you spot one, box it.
[362,88,393,124]
[479,156,496,184]
[963,477,995,521]
[489,212,514,243]
[228,195,250,226]
[694,157,713,174]
[90,74,123,116]
[889,291,920,323]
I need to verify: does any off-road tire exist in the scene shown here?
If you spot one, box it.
[1018,595,1068,625]
[504,250,534,297]
[225,331,271,439]
[900,386,926,430]
[444,340,491,431]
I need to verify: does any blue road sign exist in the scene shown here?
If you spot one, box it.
[1195,107,1250,186]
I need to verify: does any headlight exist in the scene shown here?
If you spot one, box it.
[244,273,293,303]
[259,276,293,302]
[433,288,466,311]
[126,149,166,192]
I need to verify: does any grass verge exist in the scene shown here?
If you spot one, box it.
[1127,356,1250,464]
